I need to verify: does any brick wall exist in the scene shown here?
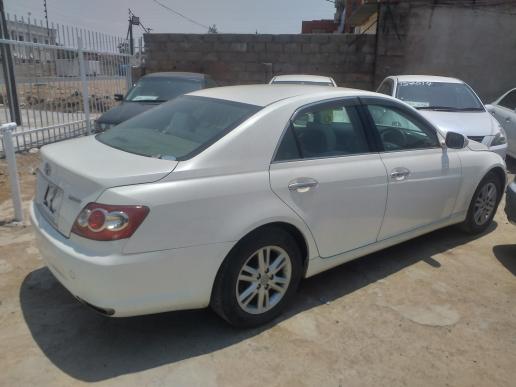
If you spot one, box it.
[144,33,376,90]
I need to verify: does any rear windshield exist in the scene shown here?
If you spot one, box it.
[97,95,261,160]
[125,77,203,102]
[396,81,484,111]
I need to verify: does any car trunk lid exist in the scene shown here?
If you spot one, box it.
[35,136,177,236]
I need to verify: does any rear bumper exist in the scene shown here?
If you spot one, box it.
[30,201,233,317]
[506,182,516,225]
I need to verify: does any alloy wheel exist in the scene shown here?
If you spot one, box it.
[473,182,497,226]
[236,246,292,315]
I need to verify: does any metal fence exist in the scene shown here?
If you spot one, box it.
[0,13,140,155]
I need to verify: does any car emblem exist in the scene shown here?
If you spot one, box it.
[44,163,52,176]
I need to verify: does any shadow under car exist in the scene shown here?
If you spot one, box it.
[20,222,496,382]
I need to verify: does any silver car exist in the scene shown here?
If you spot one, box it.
[485,88,516,159]
[377,75,508,159]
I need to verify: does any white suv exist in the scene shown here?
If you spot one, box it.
[377,75,507,159]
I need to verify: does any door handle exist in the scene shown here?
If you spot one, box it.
[506,117,512,122]
[288,178,319,192]
[390,168,410,181]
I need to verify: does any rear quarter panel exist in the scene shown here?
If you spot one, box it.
[97,171,318,258]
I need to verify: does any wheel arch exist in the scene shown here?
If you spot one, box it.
[209,220,313,314]
[488,166,507,192]
[224,221,312,279]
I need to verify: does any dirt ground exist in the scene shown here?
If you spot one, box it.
[0,153,515,387]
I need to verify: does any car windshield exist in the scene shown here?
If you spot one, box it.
[272,80,333,86]
[125,77,203,102]
[97,95,260,160]
[396,81,484,111]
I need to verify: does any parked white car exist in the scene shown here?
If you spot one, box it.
[485,88,516,159]
[377,75,508,159]
[269,74,337,87]
[31,85,506,327]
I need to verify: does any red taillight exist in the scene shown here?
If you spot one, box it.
[72,203,149,241]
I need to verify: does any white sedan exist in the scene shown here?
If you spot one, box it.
[269,74,337,87]
[485,88,516,159]
[31,85,506,327]
[377,75,508,159]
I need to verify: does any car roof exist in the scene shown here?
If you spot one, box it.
[393,75,464,84]
[272,74,335,82]
[143,72,207,80]
[188,84,381,107]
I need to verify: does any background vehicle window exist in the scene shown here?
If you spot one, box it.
[499,90,516,110]
[125,77,203,102]
[377,80,393,96]
[205,77,218,88]
[367,105,440,151]
[275,105,370,160]
[396,82,484,111]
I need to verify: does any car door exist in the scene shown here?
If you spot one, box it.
[492,90,516,155]
[360,97,462,241]
[269,98,388,258]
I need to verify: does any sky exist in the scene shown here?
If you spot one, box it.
[6,0,335,41]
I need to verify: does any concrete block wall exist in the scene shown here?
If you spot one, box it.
[375,1,516,102]
[144,33,376,90]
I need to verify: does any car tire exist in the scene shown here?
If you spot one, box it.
[211,227,302,328]
[460,171,502,234]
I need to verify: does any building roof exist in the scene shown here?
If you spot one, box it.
[394,75,464,84]
[189,84,379,107]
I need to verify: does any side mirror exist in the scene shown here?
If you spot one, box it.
[445,131,468,149]
[114,94,123,101]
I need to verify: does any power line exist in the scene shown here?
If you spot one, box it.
[151,0,211,30]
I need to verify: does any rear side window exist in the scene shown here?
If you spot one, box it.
[274,104,370,161]
[275,126,301,161]
[97,95,260,160]
[499,90,516,110]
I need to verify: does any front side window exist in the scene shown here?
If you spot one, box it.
[367,105,440,151]
[396,81,484,111]
[499,90,516,110]
[275,104,370,161]
[125,77,203,102]
[97,96,260,160]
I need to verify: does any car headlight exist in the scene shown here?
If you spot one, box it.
[491,131,507,146]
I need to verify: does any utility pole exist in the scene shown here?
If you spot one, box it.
[127,9,150,55]
[127,9,139,55]
[0,0,21,125]
[43,0,49,38]
[129,16,133,55]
